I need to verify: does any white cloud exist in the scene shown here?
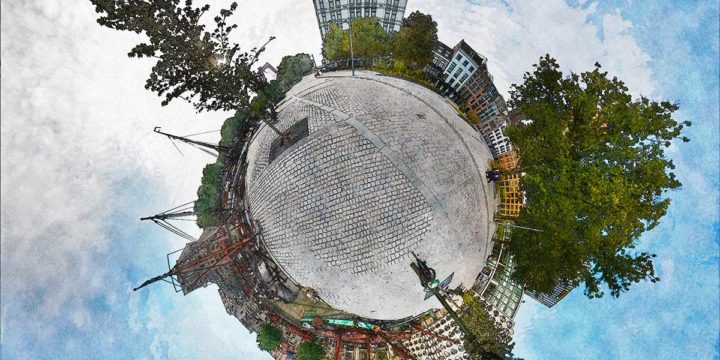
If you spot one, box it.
[2,0,709,358]
[408,0,655,98]
[0,0,293,357]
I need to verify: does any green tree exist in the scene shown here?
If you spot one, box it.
[257,323,283,351]
[459,293,517,360]
[296,339,326,360]
[219,110,248,147]
[323,18,390,61]
[346,17,389,57]
[392,11,438,69]
[322,23,347,61]
[195,162,223,228]
[276,53,314,92]
[505,55,691,298]
[249,79,284,135]
[466,109,482,125]
[90,0,272,112]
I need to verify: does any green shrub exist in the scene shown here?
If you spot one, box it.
[257,324,283,351]
[296,339,325,360]
[195,162,223,228]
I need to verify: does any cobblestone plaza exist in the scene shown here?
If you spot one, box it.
[245,71,497,320]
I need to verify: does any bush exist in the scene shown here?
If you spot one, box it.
[257,324,283,351]
[375,58,389,71]
[372,65,439,94]
[195,162,224,228]
[296,339,325,360]
[219,112,243,147]
[277,53,314,92]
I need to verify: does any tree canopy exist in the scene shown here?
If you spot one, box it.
[90,0,271,112]
[276,53,315,92]
[322,23,347,61]
[195,162,223,228]
[348,17,390,57]
[460,293,517,360]
[257,323,283,351]
[392,11,438,69]
[295,339,326,360]
[322,18,390,61]
[506,55,690,298]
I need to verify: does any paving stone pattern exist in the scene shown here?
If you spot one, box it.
[245,71,496,319]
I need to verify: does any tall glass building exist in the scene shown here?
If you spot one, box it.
[525,282,575,308]
[312,0,408,38]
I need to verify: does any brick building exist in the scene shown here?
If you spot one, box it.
[459,67,507,122]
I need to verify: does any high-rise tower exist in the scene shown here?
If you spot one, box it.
[312,0,408,39]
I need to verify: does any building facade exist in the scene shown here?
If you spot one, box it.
[425,41,453,81]
[478,115,513,158]
[473,228,524,334]
[459,67,508,122]
[312,0,408,38]
[440,40,487,99]
[525,282,575,308]
[496,173,523,219]
[496,149,519,172]
[402,308,467,359]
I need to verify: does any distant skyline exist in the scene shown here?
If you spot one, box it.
[1,1,718,359]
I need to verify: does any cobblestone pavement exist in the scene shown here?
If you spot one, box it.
[245,70,497,320]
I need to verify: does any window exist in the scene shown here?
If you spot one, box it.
[319,0,325,9]
[462,60,469,66]
[459,73,469,83]
[454,68,462,77]
[468,66,475,73]
[447,63,456,72]
[455,53,462,61]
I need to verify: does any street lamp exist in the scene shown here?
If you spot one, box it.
[497,222,543,233]
[343,19,355,76]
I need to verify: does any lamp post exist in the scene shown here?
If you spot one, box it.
[348,19,355,76]
[500,222,543,233]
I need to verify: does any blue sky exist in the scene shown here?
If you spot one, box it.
[1,0,718,359]
[506,1,720,359]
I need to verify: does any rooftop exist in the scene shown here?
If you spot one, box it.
[454,39,488,68]
[245,70,497,320]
